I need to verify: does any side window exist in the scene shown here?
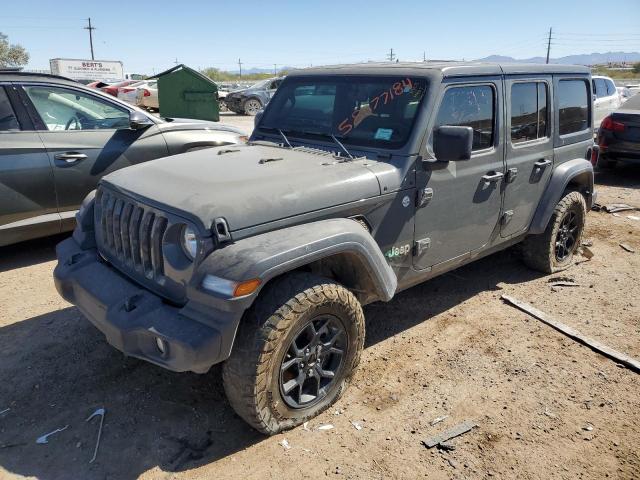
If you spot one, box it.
[593,79,608,98]
[558,79,589,135]
[510,82,548,144]
[606,80,617,96]
[23,85,130,131]
[0,87,20,131]
[435,85,494,151]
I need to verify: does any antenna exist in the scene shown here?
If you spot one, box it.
[546,27,553,64]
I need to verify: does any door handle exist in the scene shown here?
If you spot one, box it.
[54,152,87,164]
[534,159,552,168]
[481,171,504,184]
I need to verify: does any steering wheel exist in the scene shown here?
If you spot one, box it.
[65,116,81,130]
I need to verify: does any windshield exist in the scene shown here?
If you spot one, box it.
[259,75,427,148]
[250,78,272,90]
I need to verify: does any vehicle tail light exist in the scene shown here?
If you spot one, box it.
[600,115,625,132]
[143,89,150,97]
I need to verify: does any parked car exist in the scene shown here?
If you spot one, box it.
[592,75,621,130]
[616,86,634,104]
[597,93,640,168]
[224,77,284,115]
[136,83,159,110]
[625,84,640,95]
[102,79,138,97]
[117,80,157,105]
[54,62,597,435]
[0,71,247,246]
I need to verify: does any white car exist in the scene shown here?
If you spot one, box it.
[592,75,621,129]
[136,83,159,110]
[625,84,640,96]
[117,80,156,105]
[616,86,635,104]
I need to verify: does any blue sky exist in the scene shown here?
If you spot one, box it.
[3,0,639,74]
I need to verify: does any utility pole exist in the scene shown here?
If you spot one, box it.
[545,27,553,64]
[423,51,427,62]
[387,48,396,62]
[174,57,179,65]
[238,58,243,78]
[84,18,96,60]
[274,64,277,76]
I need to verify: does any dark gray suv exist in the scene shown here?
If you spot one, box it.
[0,71,246,247]
[55,62,597,435]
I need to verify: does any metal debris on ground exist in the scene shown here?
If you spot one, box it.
[501,295,640,373]
[581,240,594,247]
[278,439,291,450]
[619,243,635,253]
[36,425,69,444]
[577,246,594,260]
[351,421,363,431]
[422,420,477,448]
[86,407,105,463]
[438,441,456,452]
[603,203,640,213]
[316,424,334,431]
[302,422,310,431]
[430,415,449,426]
[627,215,640,221]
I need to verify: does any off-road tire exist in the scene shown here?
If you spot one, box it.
[522,191,587,273]
[222,273,365,435]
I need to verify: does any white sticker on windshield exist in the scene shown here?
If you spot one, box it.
[374,128,393,140]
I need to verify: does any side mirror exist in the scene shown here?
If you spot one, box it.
[431,126,473,163]
[129,110,154,130]
[254,109,264,128]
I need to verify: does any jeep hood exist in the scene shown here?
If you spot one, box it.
[102,144,381,231]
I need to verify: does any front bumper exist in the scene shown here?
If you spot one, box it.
[54,237,245,373]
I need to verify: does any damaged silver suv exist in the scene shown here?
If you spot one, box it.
[54,62,597,434]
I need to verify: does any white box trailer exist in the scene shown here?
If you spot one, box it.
[49,58,124,81]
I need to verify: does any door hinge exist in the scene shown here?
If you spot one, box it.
[506,167,518,183]
[414,238,431,256]
[416,187,434,208]
[501,210,514,225]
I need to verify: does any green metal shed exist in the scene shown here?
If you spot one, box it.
[150,64,220,121]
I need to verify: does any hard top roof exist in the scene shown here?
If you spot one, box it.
[0,70,80,85]
[287,61,590,78]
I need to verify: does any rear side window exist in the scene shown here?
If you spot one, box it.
[593,78,608,98]
[435,85,495,151]
[0,87,20,131]
[606,79,617,96]
[510,82,548,143]
[558,80,589,135]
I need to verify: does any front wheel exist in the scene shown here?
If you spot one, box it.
[222,273,365,435]
[522,191,587,273]
[243,98,262,116]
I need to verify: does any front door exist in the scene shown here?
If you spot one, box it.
[501,77,554,237]
[18,83,168,225]
[0,84,58,245]
[414,78,505,269]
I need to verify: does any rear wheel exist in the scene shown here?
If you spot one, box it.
[243,98,262,116]
[522,191,587,273]
[222,273,365,435]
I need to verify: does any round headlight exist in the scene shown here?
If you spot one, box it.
[181,225,198,260]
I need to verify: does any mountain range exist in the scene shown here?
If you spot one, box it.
[476,51,640,65]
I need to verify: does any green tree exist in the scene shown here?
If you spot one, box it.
[0,32,29,68]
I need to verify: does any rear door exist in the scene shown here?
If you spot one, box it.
[18,83,168,227]
[501,77,554,237]
[593,78,610,127]
[413,78,505,269]
[0,84,58,245]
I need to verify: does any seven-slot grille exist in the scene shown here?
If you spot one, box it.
[95,188,168,279]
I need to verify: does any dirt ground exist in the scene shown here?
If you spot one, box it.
[1,147,639,479]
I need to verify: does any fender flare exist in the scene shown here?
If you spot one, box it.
[196,218,398,302]
[528,158,594,234]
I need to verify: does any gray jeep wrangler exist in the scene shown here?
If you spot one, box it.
[54,62,597,434]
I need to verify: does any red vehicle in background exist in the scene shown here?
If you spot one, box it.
[101,80,138,97]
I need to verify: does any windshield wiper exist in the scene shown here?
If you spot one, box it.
[277,129,293,148]
[329,134,354,160]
